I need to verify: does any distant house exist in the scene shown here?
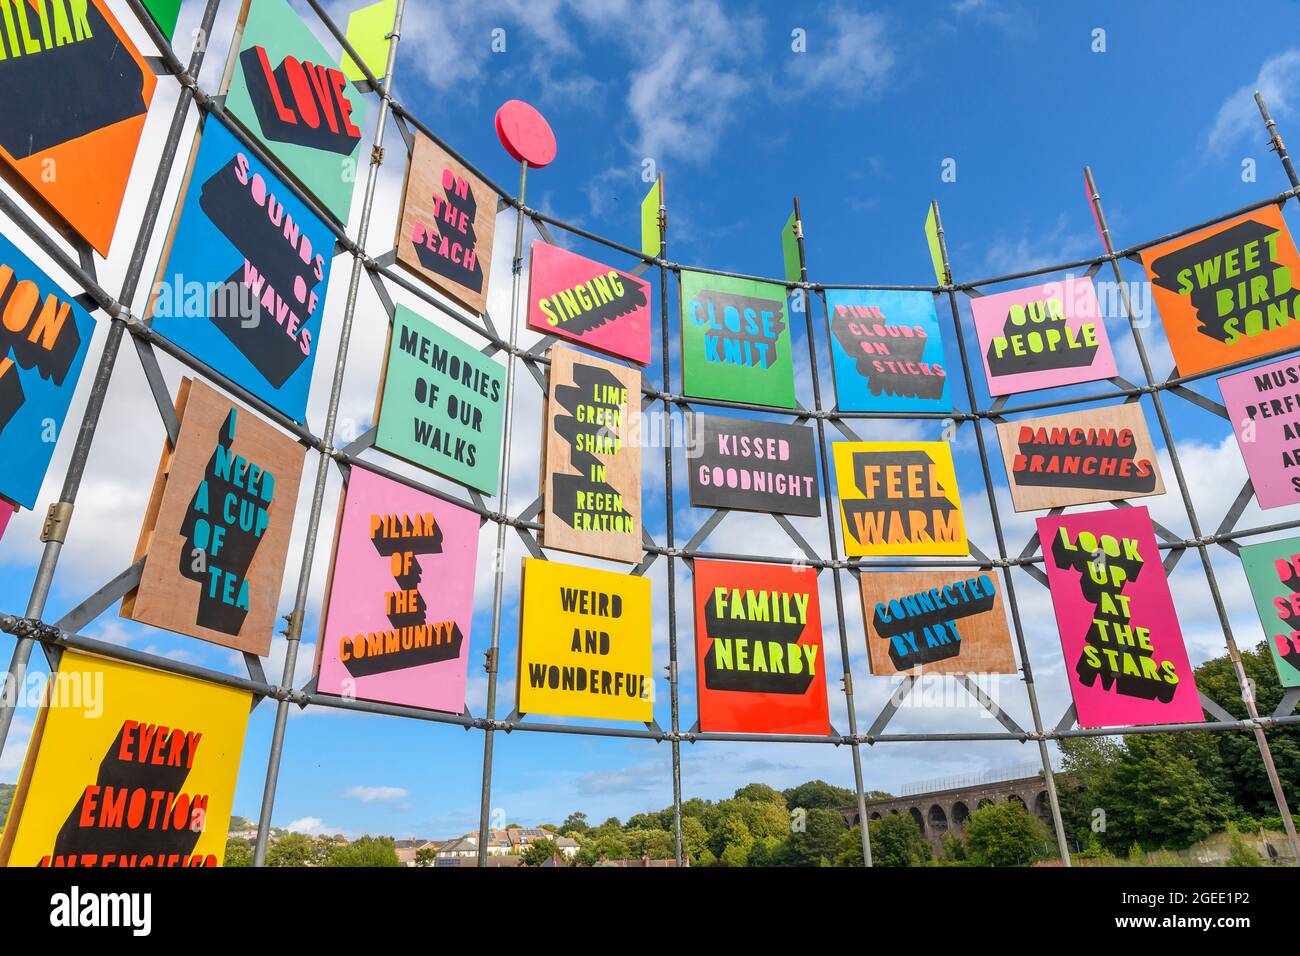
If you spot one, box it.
[504,827,579,860]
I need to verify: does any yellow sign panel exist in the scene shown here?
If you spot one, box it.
[517,558,653,722]
[833,441,968,557]
[0,651,251,868]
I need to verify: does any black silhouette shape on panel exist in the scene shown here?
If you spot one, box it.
[830,305,946,400]
[199,156,321,388]
[1012,427,1158,494]
[702,590,815,695]
[841,449,960,549]
[985,298,1098,377]
[871,576,997,670]
[692,290,785,369]
[49,722,204,863]
[179,409,272,635]
[413,170,485,295]
[0,270,84,437]
[341,513,463,679]
[1148,220,1297,344]
[1049,530,1176,703]
[239,46,362,156]
[551,363,634,535]
[0,2,149,159]
[541,271,647,338]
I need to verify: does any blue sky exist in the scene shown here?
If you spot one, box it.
[4,0,1300,841]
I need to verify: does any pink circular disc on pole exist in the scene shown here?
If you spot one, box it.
[495,100,557,168]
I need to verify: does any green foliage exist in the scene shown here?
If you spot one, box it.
[223,837,253,867]
[733,783,786,807]
[781,780,856,811]
[1224,823,1263,867]
[938,829,968,863]
[265,831,324,867]
[864,814,934,867]
[414,847,436,867]
[964,801,1048,867]
[0,783,13,830]
[520,838,560,866]
[560,811,590,834]
[775,807,847,867]
[323,835,402,867]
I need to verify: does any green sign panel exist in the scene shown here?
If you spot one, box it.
[1239,537,1300,688]
[143,0,183,39]
[342,0,396,81]
[223,0,370,223]
[375,305,505,495]
[679,271,795,409]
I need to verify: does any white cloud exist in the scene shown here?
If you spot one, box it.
[1207,49,1300,152]
[286,815,330,835]
[783,8,895,100]
[345,785,411,803]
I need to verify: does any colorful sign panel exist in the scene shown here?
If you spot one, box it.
[858,570,1016,676]
[0,496,13,544]
[342,0,397,81]
[222,0,369,222]
[516,558,653,721]
[994,404,1165,512]
[315,467,480,711]
[1037,506,1202,728]
[693,560,829,735]
[833,442,967,557]
[542,346,642,563]
[0,0,156,255]
[149,116,335,423]
[0,233,96,510]
[143,0,183,39]
[1142,205,1300,377]
[122,378,305,656]
[1219,354,1300,510]
[824,290,952,413]
[970,276,1117,396]
[526,242,651,365]
[1238,537,1300,688]
[0,650,250,868]
[373,305,504,495]
[396,132,497,315]
[688,415,819,517]
[679,271,795,409]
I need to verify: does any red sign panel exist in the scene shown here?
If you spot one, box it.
[527,241,651,365]
[692,559,830,735]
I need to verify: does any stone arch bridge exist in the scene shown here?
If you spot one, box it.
[841,770,1068,855]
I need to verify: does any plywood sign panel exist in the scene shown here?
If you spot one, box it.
[0,0,156,255]
[679,270,795,409]
[527,241,651,365]
[1219,354,1300,510]
[222,0,369,223]
[373,304,505,495]
[693,559,829,735]
[542,345,642,563]
[833,441,968,557]
[824,289,952,413]
[315,467,481,711]
[858,570,1016,676]
[148,116,336,423]
[395,132,497,315]
[1037,506,1202,729]
[122,378,305,656]
[516,558,653,722]
[1237,537,1300,688]
[994,403,1164,512]
[687,415,820,517]
[970,276,1117,396]
[1142,205,1300,378]
[0,232,96,509]
[0,650,250,868]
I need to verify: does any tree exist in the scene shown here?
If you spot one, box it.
[265,831,323,867]
[781,780,856,811]
[625,828,674,860]
[1102,733,1232,851]
[224,838,253,867]
[323,835,402,867]
[414,847,437,867]
[733,783,786,807]
[870,814,933,867]
[560,811,590,834]
[680,816,714,865]
[776,807,846,866]
[1224,823,1263,867]
[964,801,1048,867]
[520,838,560,866]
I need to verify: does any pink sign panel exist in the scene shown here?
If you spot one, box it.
[0,497,13,544]
[970,277,1117,396]
[1219,354,1300,510]
[526,241,651,364]
[315,468,480,712]
[1037,506,1203,729]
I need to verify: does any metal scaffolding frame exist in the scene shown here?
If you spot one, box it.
[0,0,1296,869]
